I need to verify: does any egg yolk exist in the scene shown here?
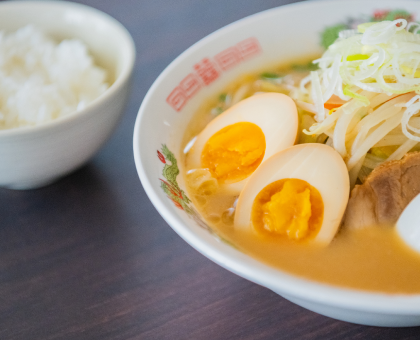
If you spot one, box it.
[251,178,324,241]
[201,122,266,183]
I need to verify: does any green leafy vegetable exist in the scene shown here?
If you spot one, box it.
[321,23,348,49]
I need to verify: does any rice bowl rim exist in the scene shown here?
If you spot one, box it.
[0,1,136,138]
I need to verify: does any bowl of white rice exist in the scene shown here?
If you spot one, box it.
[0,1,135,189]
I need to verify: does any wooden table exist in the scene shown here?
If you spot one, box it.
[1,0,420,339]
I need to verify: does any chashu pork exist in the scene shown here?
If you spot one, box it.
[344,151,420,228]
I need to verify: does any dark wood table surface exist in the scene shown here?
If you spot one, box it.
[2,0,420,339]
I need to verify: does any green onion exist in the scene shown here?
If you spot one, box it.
[346,54,370,61]
[211,107,224,115]
[260,72,282,79]
[218,93,227,102]
[343,85,370,106]
[291,61,318,72]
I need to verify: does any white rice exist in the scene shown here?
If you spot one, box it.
[0,25,108,130]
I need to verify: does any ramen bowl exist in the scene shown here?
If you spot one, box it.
[133,0,420,327]
[0,1,135,189]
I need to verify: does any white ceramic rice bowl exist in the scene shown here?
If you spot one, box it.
[134,0,420,327]
[0,1,135,189]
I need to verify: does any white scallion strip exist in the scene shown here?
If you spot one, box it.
[299,74,311,94]
[322,54,342,101]
[341,91,366,114]
[369,93,397,108]
[349,155,365,189]
[361,19,406,45]
[352,47,385,81]
[303,104,343,135]
[402,101,420,141]
[403,94,420,107]
[347,107,367,133]
[339,29,358,39]
[386,139,418,161]
[352,80,383,93]
[348,94,412,152]
[407,116,420,133]
[295,100,325,115]
[333,110,355,157]
[347,112,404,170]
[335,77,350,101]
[351,106,403,155]
[323,128,334,138]
[400,96,420,135]
[393,53,420,86]
[311,71,325,122]
[333,99,371,157]
[407,22,420,33]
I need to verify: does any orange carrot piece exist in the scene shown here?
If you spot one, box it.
[324,95,347,110]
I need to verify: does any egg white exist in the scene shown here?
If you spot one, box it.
[187,93,298,194]
[397,193,420,253]
[234,143,350,245]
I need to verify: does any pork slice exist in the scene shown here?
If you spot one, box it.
[344,184,376,228]
[344,151,420,229]
[400,152,420,206]
[367,159,404,224]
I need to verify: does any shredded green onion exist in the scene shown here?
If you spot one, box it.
[218,93,228,102]
[343,85,370,106]
[346,54,370,61]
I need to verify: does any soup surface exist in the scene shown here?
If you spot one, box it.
[183,58,420,294]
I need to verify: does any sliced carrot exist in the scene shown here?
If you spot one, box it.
[324,94,347,110]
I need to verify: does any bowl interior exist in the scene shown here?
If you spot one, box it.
[134,0,420,314]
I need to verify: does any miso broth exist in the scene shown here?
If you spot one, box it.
[182,59,420,294]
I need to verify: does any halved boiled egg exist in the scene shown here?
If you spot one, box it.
[397,193,420,253]
[187,93,298,194]
[234,144,350,246]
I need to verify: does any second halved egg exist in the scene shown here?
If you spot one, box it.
[234,144,350,246]
[186,93,298,194]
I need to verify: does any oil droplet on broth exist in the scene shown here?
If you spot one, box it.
[222,208,235,225]
[194,195,207,206]
[207,214,221,224]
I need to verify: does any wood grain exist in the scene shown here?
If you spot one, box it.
[1,0,420,339]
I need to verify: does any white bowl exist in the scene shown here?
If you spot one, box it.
[0,1,135,190]
[134,0,420,327]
